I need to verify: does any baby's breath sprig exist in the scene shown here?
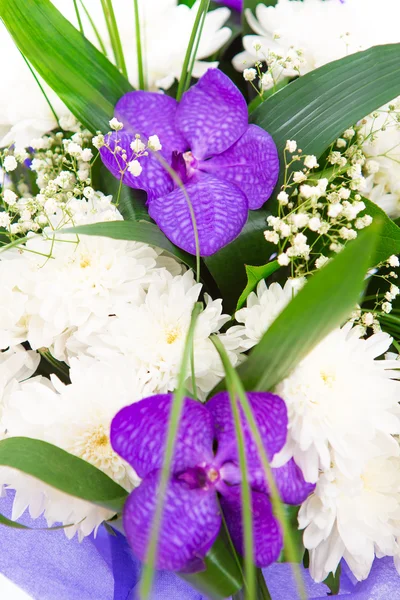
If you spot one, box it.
[263,140,373,277]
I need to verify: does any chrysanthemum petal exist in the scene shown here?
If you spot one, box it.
[176,69,248,159]
[147,173,248,256]
[123,470,221,571]
[110,395,214,478]
[200,124,279,209]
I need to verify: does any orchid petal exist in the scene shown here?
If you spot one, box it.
[200,125,279,209]
[221,487,282,568]
[111,395,214,478]
[208,391,288,480]
[99,132,174,201]
[176,69,248,160]
[123,470,221,572]
[115,91,187,153]
[147,173,248,256]
[272,459,315,505]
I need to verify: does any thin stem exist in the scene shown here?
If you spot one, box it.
[176,0,208,101]
[20,53,60,128]
[211,336,307,600]
[79,0,108,56]
[183,0,209,91]
[140,303,202,598]
[73,0,84,36]
[154,153,201,283]
[133,0,146,89]
[100,0,128,77]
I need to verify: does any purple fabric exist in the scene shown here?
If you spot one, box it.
[1,488,400,599]
[110,392,312,572]
[101,69,279,256]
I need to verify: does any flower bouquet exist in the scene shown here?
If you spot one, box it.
[0,0,400,598]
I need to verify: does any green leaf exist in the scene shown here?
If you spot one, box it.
[0,438,128,512]
[206,45,400,307]
[181,530,244,599]
[205,209,275,312]
[220,221,380,393]
[323,564,341,596]
[236,261,280,311]
[362,198,400,265]
[62,221,197,271]
[0,0,132,133]
[251,44,400,159]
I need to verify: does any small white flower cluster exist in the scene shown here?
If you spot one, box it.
[102,119,162,179]
[241,43,306,95]
[263,141,373,276]
[227,278,400,583]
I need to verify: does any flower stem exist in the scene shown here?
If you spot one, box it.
[140,303,203,598]
[73,0,84,36]
[100,0,128,77]
[176,0,209,101]
[211,336,307,600]
[79,0,108,56]
[133,0,146,90]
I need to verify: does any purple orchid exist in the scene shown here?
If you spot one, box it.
[100,69,279,256]
[110,391,314,572]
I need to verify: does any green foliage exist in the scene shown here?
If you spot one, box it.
[236,261,280,310]
[362,198,400,265]
[62,221,197,271]
[0,438,128,512]
[213,222,380,394]
[324,564,341,596]
[0,0,132,133]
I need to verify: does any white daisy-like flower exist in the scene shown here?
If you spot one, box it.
[359,100,400,218]
[299,436,400,582]
[0,0,231,147]
[76,269,243,398]
[233,0,399,78]
[0,355,152,540]
[0,197,167,359]
[0,345,39,415]
[273,325,400,483]
[227,278,303,351]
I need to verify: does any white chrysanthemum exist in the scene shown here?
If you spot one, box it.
[0,355,151,539]
[299,437,400,582]
[226,278,303,350]
[233,0,400,217]
[0,345,39,410]
[0,0,231,147]
[273,325,400,483]
[233,0,399,77]
[75,269,243,398]
[0,197,168,359]
[359,100,400,218]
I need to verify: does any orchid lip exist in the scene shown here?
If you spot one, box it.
[176,464,221,490]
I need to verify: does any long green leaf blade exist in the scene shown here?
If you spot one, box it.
[0,438,128,512]
[0,0,132,133]
[236,222,380,392]
[251,44,400,158]
[62,221,197,270]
